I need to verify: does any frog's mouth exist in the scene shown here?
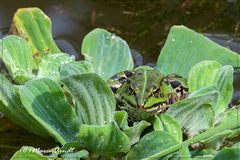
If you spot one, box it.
[118,93,168,113]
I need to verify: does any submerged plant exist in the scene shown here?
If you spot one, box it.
[0,7,239,160]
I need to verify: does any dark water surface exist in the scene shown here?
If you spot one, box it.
[0,0,239,159]
[0,0,239,62]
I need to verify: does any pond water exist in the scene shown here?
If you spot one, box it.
[0,0,239,158]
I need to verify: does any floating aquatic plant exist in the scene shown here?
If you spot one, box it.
[0,7,239,160]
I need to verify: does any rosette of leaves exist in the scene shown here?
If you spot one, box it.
[0,7,239,160]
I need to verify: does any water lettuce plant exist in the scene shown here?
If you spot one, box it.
[0,7,239,160]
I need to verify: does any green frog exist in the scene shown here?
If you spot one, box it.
[107,67,188,121]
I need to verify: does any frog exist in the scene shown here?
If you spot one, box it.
[107,67,188,121]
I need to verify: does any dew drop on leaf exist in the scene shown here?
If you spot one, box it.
[105,34,110,40]
[111,34,116,39]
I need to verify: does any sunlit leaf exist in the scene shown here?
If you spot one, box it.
[188,61,234,115]
[62,73,116,125]
[19,78,79,144]
[37,53,74,82]
[156,25,239,77]
[82,28,134,81]
[11,7,60,59]
[60,61,93,80]
[0,35,35,83]
[0,74,49,137]
[166,86,218,137]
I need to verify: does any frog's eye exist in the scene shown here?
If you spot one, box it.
[152,86,158,92]
[152,88,160,97]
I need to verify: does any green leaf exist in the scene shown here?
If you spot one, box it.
[143,109,240,160]
[114,111,129,130]
[60,61,94,80]
[126,131,178,160]
[166,87,218,137]
[150,115,164,131]
[228,128,240,138]
[114,111,150,145]
[188,61,234,115]
[178,144,191,160]
[77,122,131,155]
[19,78,79,144]
[82,28,134,81]
[37,53,74,82]
[62,150,89,160]
[124,120,151,145]
[232,142,240,148]
[201,130,234,150]
[213,148,240,160]
[156,25,239,77]
[0,74,49,137]
[153,115,183,143]
[11,7,60,58]
[0,35,35,83]
[191,149,218,160]
[62,73,116,125]
[61,141,81,152]
[11,146,48,160]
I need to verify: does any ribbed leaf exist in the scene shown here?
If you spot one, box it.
[82,28,134,81]
[0,74,49,137]
[62,73,116,125]
[11,146,48,160]
[11,7,60,58]
[77,122,131,155]
[188,61,234,115]
[152,115,183,143]
[166,87,218,137]
[37,53,74,82]
[0,35,34,83]
[19,78,79,144]
[60,61,93,80]
[156,25,239,77]
[126,131,178,160]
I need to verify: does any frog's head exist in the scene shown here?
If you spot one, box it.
[129,68,166,108]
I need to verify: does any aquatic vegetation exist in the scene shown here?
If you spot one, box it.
[0,7,239,160]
